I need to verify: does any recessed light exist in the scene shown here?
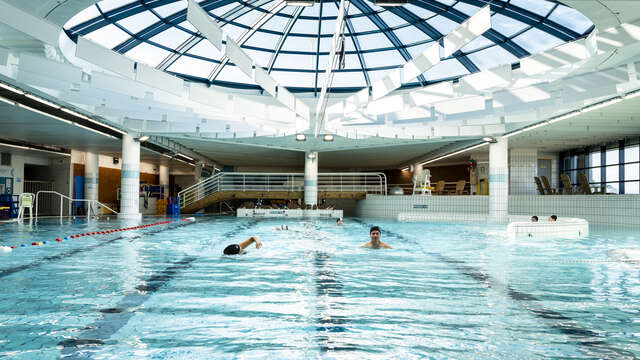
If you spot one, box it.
[323,134,334,142]
[296,134,306,141]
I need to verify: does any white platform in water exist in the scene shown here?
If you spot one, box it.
[507,216,588,239]
[237,209,343,218]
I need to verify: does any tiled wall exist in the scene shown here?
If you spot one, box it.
[509,149,537,195]
[357,194,640,227]
[356,195,488,219]
[509,195,640,227]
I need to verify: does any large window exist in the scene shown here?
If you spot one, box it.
[559,139,640,194]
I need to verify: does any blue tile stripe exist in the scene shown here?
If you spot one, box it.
[121,170,139,179]
[489,174,507,183]
[304,180,318,186]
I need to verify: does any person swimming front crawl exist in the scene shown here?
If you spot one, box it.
[223,236,262,255]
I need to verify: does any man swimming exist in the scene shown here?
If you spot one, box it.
[361,226,392,249]
[223,236,262,255]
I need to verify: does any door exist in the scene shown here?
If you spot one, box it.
[537,159,552,182]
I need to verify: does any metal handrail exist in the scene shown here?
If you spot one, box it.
[178,172,387,209]
[35,190,118,220]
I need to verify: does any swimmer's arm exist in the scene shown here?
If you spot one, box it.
[360,242,371,248]
[239,236,262,250]
[382,242,393,249]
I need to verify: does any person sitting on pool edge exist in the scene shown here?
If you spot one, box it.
[223,236,262,255]
[548,215,558,222]
[531,216,538,222]
[361,226,392,249]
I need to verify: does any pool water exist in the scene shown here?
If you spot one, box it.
[0,217,639,359]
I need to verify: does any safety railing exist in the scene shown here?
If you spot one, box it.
[178,172,387,209]
[35,191,118,220]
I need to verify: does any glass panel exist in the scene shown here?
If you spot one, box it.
[85,24,131,49]
[125,43,171,67]
[466,45,518,70]
[425,15,459,35]
[605,182,619,194]
[291,19,318,35]
[357,33,394,51]
[154,2,187,18]
[588,167,600,184]
[404,5,435,20]
[349,15,380,33]
[210,3,238,17]
[98,0,136,13]
[625,181,640,194]
[491,14,528,37]
[589,152,601,167]
[187,38,224,59]
[548,5,593,34]
[569,170,577,184]
[244,31,282,49]
[625,163,639,181]
[281,36,316,52]
[270,70,314,88]
[149,27,191,48]
[117,11,159,34]
[509,0,555,17]
[274,53,316,70]
[65,5,100,29]
[217,65,257,85]
[331,71,367,87]
[453,3,481,16]
[243,49,273,67]
[363,50,405,68]
[260,13,290,32]
[424,58,469,81]
[394,26,432,44]
[406,42,436,60]
[167,56,214,79]
[624,145,639,163]
[461,36,493,53]
[606,165,619,182]
[512,28,564,54]
[378,11,407,28]
[605,148,619,165]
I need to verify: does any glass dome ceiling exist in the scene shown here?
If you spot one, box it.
[64,0,593,93]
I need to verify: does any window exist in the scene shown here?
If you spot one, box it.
[560,141,640,194]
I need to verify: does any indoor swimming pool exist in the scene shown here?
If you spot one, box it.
[0,217,639,359]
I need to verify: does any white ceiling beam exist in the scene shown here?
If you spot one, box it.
[0,0,60,46]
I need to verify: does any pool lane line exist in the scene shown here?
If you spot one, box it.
[4,218,194,250]
[56,220,260,359]
[312,250,361,352]
[353,219,638,360]
[0,219,196,280]
[57,255,198,359]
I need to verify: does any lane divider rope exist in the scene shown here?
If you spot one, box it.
[0,218,194,252]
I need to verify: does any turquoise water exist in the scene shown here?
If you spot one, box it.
[0,217,639,359]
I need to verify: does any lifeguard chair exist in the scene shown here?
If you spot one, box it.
[18,193,35,221]
[413,169,432,195]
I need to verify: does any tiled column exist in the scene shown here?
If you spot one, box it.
[118,134,141,220]
[159,163,169,199]
[489,138,508,221]
[509,149,537,195]
[304,152,318,206]
[84,151,99,215]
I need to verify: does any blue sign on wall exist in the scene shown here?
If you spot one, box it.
[413,204,429,209]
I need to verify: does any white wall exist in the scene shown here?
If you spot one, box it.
[10,154,24,195]
[509,148,537,195]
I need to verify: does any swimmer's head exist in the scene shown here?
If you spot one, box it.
[531,216,538,222]
[337,218,343,225]
[370,226,381,243]
[223,244,242,255]
[549,215,557,222]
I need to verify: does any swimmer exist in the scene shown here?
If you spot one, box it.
[336,218,343,226]
[531,216,538,222]
[223,236,262,255]
[548,215,557,222]
[275,225,289,231]
[361,226,392,249]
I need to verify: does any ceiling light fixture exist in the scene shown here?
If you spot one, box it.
[419,142,490,166]
[0,82,25,95]
[296,133,306,141]
[482,137,497,143]
[0,141,70,156]
[138,135,150,142]
[61,108,126,135]
[323,134,334,142]
[0,95,16,106]
[285,0,314,6]
[177,153,194,161]
[25,93,60,109]
[307,152,317,159]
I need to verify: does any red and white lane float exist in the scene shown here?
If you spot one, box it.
[1,217,195,253]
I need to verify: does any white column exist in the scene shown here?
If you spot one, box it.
[159,163,169,199]
[84,151,99,215]
[304,152,318,206]
[118,134,141,220]
[489,138,509,221]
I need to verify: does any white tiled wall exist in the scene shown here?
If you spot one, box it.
[509,148,537,195]
[510,195,640,227]
[357,194,640,227]
[356,195,489,219]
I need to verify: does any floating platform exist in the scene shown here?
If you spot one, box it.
[507,216,588,239]
[237,209,343,218]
